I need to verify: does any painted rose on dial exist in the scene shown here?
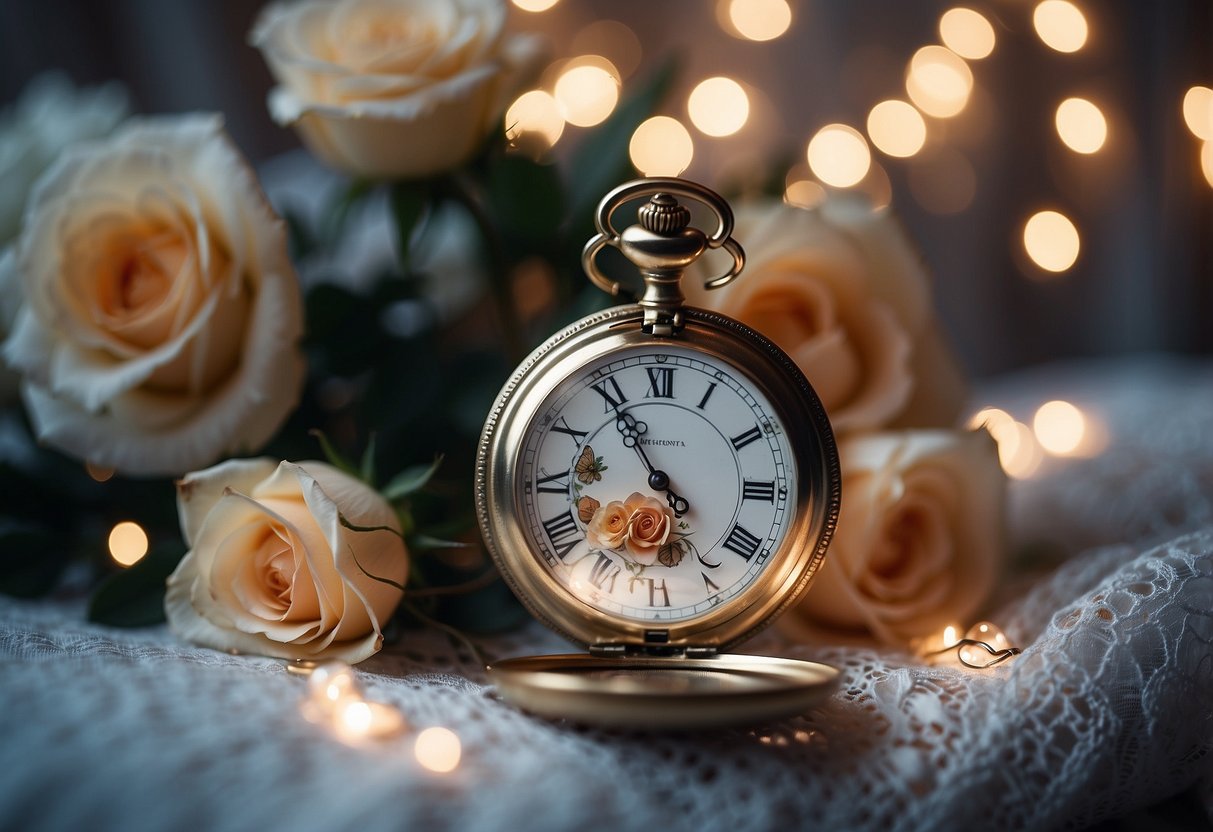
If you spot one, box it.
[622,492,673,565]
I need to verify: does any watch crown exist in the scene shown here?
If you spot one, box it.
[638,194,691,235]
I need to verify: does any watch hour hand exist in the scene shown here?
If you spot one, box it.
[614,410,690,518]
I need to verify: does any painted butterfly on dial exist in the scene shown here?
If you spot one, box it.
[573,445,607,484]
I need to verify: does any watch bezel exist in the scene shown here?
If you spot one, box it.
[476,305,841,652]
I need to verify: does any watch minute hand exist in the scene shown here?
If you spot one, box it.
[613,409,690,518]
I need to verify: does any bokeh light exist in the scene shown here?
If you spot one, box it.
[806,124,871,187]
[1182,86,1213,141]
[1055,97,1107,154]
[1023,210,1080,273]
[867,100,927,157]
[725,0,792,41]
[688,77,750,137]
[906,45,973,119]
[108,521,148,567]
[505,90,565,151]
[996,420,1043,479]
[1033,1,1088,53]
[629,116,694,176]
[415,727,462,773]
[86,462,115,482]
[571,20,642,79]
[511,0,560,11]
[1202,141,1213,188]
[1033,400,1086,455]
[781,173,829,208]
[939,8,996,60]
[553,60,620,127]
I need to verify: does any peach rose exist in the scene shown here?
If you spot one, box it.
[166,458,408,663]
[251,0,541,179]
[686,197,966,434]
[791,429,1006,645]
[586,499,630,551]
[623,492,673,566]
[2,115,305,476]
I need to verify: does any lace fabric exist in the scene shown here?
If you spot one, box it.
[1,356,1211,831]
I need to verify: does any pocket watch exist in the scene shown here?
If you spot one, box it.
[476,177,842,729]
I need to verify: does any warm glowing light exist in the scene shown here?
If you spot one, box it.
[511,0,560,11]
[727,0,792,41]
[629,116,694,176]
[341,701,373,734]
[1055,98,1107,154]
[571,20,642,79]
[958,621,1015,667]
[554,61,620,128]
[308,662,362,706]
[505,90,565,150]
[1033,1,1088,53]
[108,521,148,567]
[784,178,826,209]
[939,8,996,60]
[807,124,870,188]
[906,45,973,119]
[866,100,927,158]
[335,700,405,740]
[688,77,750,137]
[974,410,1042,478]
[1033,400,1086,455]
[86,462,115,482]
[1202,141,1213,188]
[1023,210,1080,273]
[1182,86,1213,141]
[415,727,462,773]
[943,625,958,646]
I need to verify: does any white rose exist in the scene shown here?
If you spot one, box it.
[166,458,408,663]
[686,197,967,434]
[791,429,1006,645]
[0,72,129,247]
[251,0,541,179]
[2,114,306,476]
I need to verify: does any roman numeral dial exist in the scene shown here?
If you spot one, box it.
[519,346,797,624]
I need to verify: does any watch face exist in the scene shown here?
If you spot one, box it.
[518,344,797,623]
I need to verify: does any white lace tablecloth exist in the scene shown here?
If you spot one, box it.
[2,356,1212,832]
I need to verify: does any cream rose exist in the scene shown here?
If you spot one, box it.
[166,458,408,663]
[251,0,541,179]
[623,492,673,566]
[0,72,129,247]
[791,429,1006,646]
[2,114,305,476]
[586,499,630,551]
[685,197,966,434]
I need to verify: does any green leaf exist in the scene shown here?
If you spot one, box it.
[359,433,378,485]
[381,454,444,501]
[283,208,317,262]
[88,546,184,628]
[309,429,359,477]
[388,181,430,271]
[325,178,373,246]
[0,527,70,598]
[408,534,468,552]
[487,154,565,249]
[566,58,679,234]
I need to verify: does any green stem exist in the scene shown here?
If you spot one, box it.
[442,172,526,364]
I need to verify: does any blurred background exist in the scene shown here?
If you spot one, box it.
[1,0,1210,378]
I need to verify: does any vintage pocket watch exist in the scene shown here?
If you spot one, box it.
[476,178,842,729]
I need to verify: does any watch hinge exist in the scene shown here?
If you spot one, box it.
[588,643,719,658]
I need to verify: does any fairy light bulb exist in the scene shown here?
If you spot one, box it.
[806,124,870,187]
[1023,210,1080,273]
[415,727,462,773]
[958,621,1016,667]
[308,661,363,708]
[108,521,148,567]
[1033,0,1088,53]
